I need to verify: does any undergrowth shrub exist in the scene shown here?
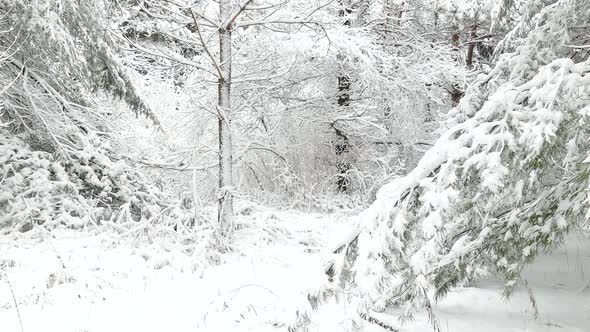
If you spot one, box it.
[0,131,195,233]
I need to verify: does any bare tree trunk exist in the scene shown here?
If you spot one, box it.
[335,0,352,193]
[217,0,233,233]
[466,23,478,68]
[434,11,439,29]
[449,27,463,105]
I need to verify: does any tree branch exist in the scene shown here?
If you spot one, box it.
[223,0,255,30]
[114,31,219,78]
[237,18,324,28]
[159,0,220,27]
[137,0,217,28]
[564,44,590,49]
[189,8,224,79]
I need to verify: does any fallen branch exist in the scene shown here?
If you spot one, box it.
[360,312,399,332]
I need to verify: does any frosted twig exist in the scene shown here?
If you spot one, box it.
[359,312,399,332]
[6,278,24,332]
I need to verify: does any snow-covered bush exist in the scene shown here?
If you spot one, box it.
[0,131,196,233]
[0,1,199,234]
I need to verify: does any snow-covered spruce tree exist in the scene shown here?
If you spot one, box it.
[0,0,159,140]
[0,1,194,232]
[303,0,590,328]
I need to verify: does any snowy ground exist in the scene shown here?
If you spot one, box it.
[1,208,588,332]
[388,231,590,332]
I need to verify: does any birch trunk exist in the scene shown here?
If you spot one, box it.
[217,0,233,232]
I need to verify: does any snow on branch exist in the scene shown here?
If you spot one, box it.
[308,0,590,324]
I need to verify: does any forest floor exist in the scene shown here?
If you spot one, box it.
[0,206,589,332]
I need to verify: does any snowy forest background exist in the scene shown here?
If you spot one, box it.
[1,0,589,331]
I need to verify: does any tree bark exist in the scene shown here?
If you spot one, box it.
[217,0,233,232]
[449,27,463,105]
[466,23,478,68]
[335,0,352,193]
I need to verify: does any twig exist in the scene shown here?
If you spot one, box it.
[359,312,399,332]
[524,279,540,319]
[40,226,67,270]
[6,278,24,332]
[223,0,255,29]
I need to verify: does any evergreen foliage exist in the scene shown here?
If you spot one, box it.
[1,1,588,329]
[0,0,159,154]
[311,0,590,326]
[0,1,180,233]
[0,132,193,232]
